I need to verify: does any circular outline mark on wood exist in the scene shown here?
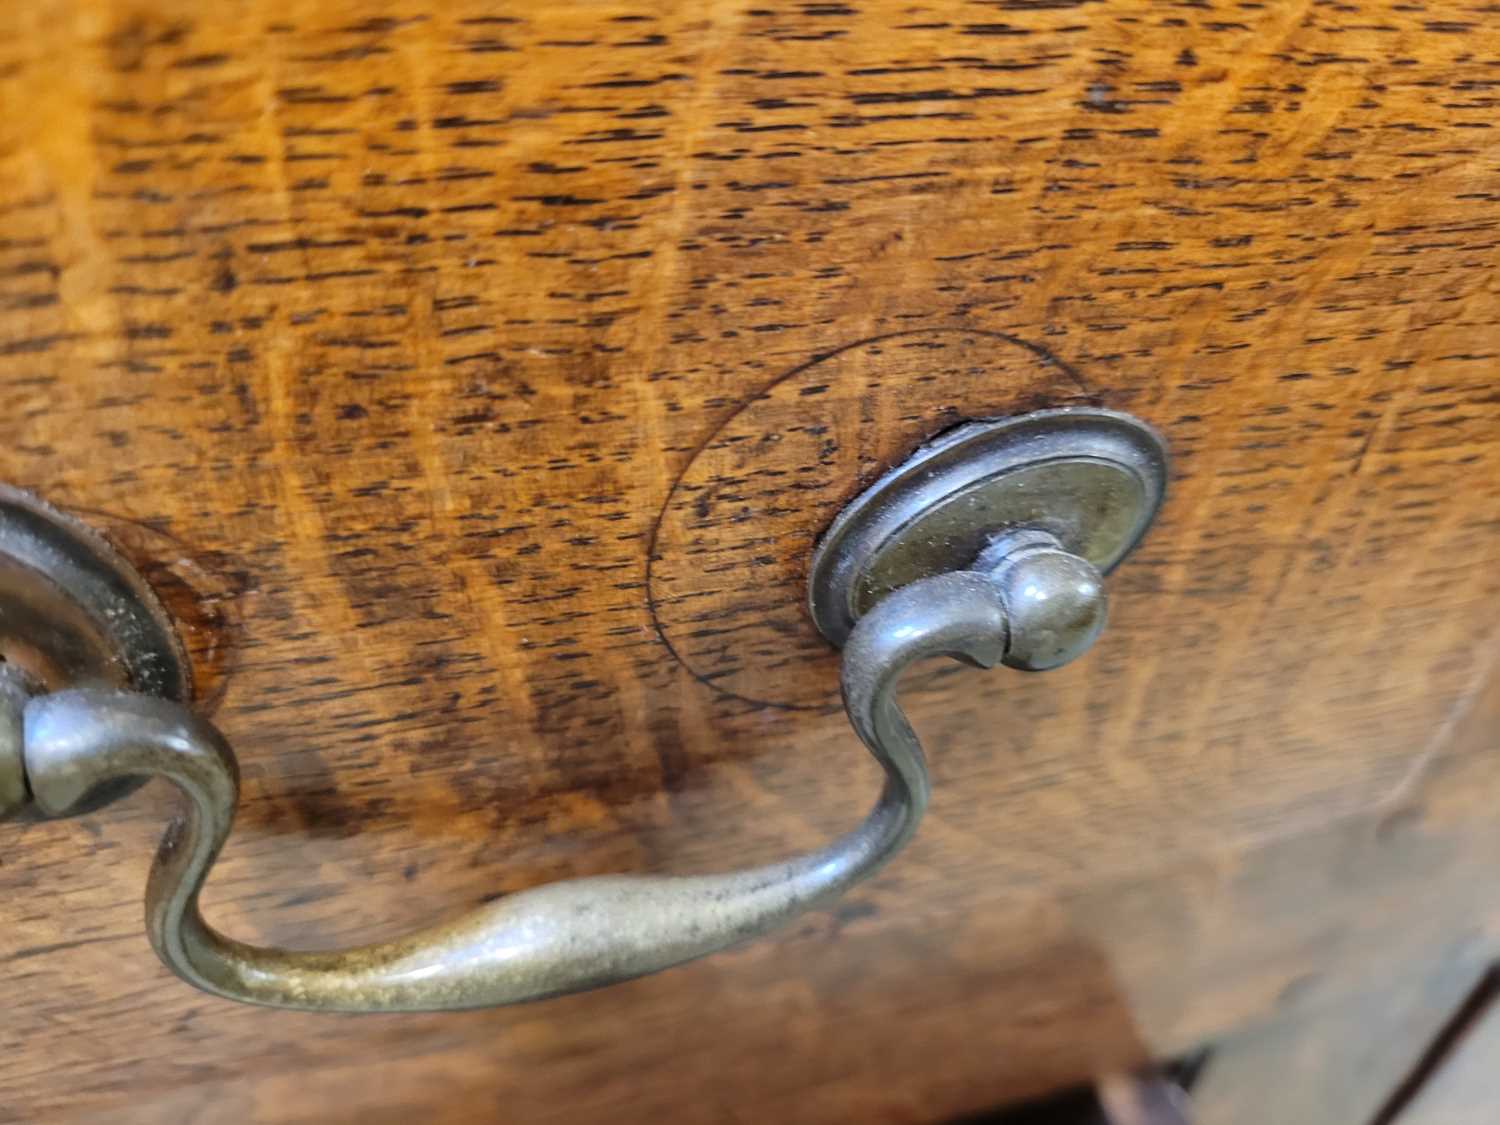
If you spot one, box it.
[646,329,1093,711]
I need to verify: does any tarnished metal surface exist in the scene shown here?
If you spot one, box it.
[0,484,188,701]
[807,406,1167,648]
[19,577,997,1010]
[0,665,30,817]
[0,409,1162,1011]
[13,537,1111,1012]
[0,484,189,818]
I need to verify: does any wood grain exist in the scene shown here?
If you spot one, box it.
[0,0,1497,1120]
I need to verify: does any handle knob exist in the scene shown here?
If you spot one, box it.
[1,407,1165,1011]
[978,528,1108,671]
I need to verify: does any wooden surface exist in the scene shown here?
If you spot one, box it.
[0,0,1498,1121]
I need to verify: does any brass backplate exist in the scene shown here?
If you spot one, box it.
[807,407,1168,648]
[0,485,189,816]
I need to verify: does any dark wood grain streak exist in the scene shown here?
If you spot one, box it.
[0,1,1497,1121]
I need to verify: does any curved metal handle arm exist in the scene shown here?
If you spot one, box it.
[20,572,1011,1013]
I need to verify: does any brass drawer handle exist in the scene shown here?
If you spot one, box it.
[2,407,1165,1012]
